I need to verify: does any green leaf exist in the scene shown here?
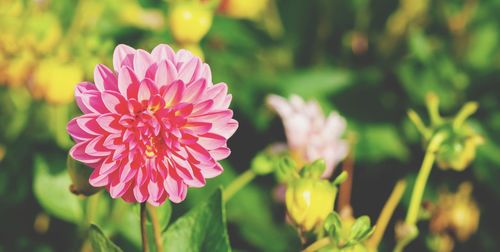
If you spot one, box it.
[278,68,354,98]
[324,212,342,243]
[354,123,409,162]
[88,224,123,252]
[348,216,374,242]
[33,154,83,223]
[162,188,231,252]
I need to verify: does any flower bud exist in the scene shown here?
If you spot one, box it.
[429,182,479,242]
[408,94,483,171]
[168,3,213,44]
[435,126,483,171]
[286,178,336,232]
[67,156,101,196]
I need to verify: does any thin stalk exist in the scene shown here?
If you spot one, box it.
[395,132,446,251]
[338,143,355,212]
[302,237,330,252]
[147,205,164,252]
[367,180,407,249]
[223,169,256,202]
[140,203,149,252]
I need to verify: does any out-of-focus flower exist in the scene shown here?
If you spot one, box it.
[218,0,268,20]
[169,2,213,44]
[286,177,336,232]
[32,58,83,104]
[429,182,480,242]
[408,93,483,171]
[267,94,348,178]
[67,44,238,205]
[118,0,164,30]
[3,51,36,87]
[24,13,62,54]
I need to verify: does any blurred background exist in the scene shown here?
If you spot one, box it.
[1,0,499,251]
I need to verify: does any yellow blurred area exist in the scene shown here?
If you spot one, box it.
[0,0,165,105]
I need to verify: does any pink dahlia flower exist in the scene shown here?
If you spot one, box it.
[67,44,238,205]
[267,94,348,178]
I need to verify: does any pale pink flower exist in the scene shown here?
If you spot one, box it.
[67,44,238,205]
[267,94,347,178]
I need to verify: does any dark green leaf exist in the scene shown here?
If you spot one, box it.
[33,154,83,223]
[88,224,123,252]
[162,188,231,252]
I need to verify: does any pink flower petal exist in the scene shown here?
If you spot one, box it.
[94,64,118,92]
[133,49,154,80]
[151,44,175,62]
[113,44,136,72]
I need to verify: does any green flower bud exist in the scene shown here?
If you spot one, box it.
[250,150,275,175]
[276,156,297,182]
[67,156,101,196]
[301,159,326,179]
[408,94,483,171]
[286,178,337,232]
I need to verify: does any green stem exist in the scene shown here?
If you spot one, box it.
[223,169,256,202]
[405,150,435,225]
[302,237,330,252]
[147,205,164,252]
[140,203,149,252]
[396,133,446,251]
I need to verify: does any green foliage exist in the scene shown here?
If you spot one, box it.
[33,154,83,223]
[162,188,231,252]
[88,224,123,252]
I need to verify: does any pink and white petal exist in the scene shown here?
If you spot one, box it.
[121,185,137,203]
[164,175,187,203]
[101,91,127,114]
[138,79,158,103]
[75,115,104,135]
[205,83,228,108]
[174,49,196,66]
[209,147,231,160]
[198,63,212,84]
[177,57,201,84]
[161,80,185,106]
[117,66,140,98]
[96,114,121,134]
[89,169,110,187]
[85,136,112,157]
[67,117,95,141]
[155,60,178,88]
[151,44,175,62]
[108,177,131,198]
[184,121,212,135]
[75,82,98,114]
[113,44,136,72]
[182,78,207,103]
[94,64,118,92]
[133,182,149,203]
[80,90,108,114]
[200,162,224,178]
[133,49,154,80]
[191,99,214,115]
[210,119,238,139]
[70,141,103,163]
[197,133,227,150]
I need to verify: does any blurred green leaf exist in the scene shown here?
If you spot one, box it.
[354,123,409,162]
[162,188,230,252]
[466,23,499,69]
[88,224,123,252]
[278,68,354,98]
[33,154,83,223]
